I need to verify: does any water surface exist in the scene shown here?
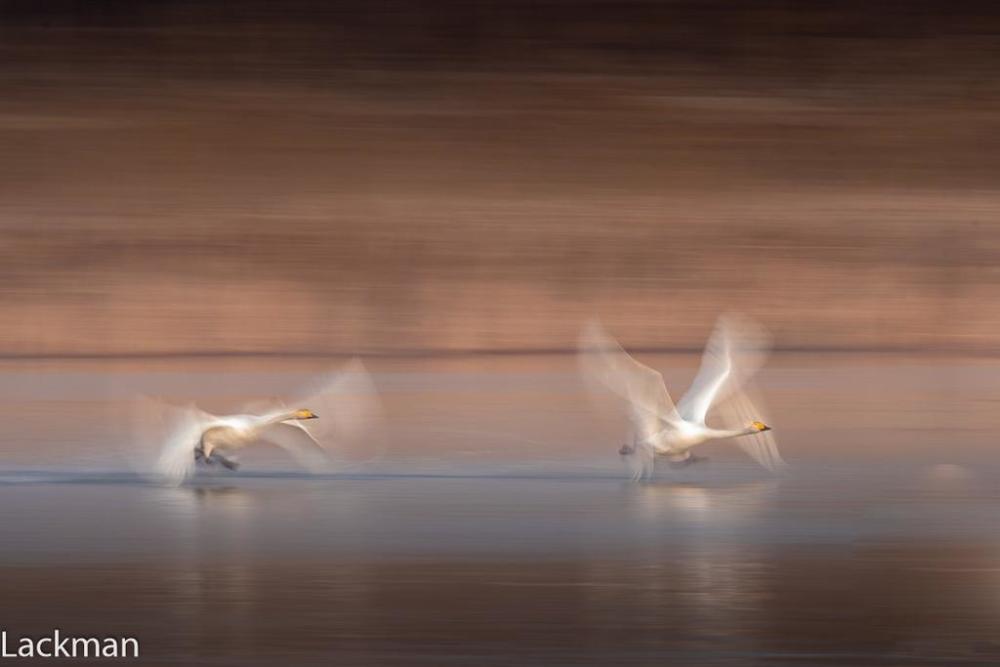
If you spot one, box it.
[0,355,997,665]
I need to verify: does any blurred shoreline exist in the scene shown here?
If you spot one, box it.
[0,346,1000,360]
[4,2,1000,355]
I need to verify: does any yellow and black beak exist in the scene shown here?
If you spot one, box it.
[295,409,319,420]
[751,420,771,432]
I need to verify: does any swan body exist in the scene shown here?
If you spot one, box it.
[579,315,784,478]
[633,420,770,460]
[195,408,320,469]
[131,359,381,485]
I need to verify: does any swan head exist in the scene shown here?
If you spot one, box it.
[750,420,771,432]
[293,408,319,420]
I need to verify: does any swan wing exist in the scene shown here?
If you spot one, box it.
[286,357,383,447]
[239,358,382,446]
[130,395,215,486]
[718,386,786,472]
[677,314,770,425]
[624,431,658,481]
[243,358,384,470]
[258,422,331,472]
[578,320,679,444]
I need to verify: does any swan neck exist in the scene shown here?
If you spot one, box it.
[263,410,299,425]
[705,426,756,439]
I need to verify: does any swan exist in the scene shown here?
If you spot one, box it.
[579,315,785,479]
[131,358,381,485]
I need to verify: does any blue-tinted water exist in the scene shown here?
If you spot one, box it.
[0,355,998,664]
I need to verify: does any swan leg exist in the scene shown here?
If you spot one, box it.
[214,454,240,471]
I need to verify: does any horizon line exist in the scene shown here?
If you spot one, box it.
[0,343,993,361]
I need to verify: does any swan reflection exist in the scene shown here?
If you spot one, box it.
[629,479,779,522]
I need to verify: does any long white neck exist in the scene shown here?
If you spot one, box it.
[702,426,758,440]
[258,409,301,427]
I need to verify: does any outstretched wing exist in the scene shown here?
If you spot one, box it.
[289,358,382,445]
[130,395,214,486]
[676,314,771,425]
[717,386,786,472]
[257,422,331,472]
[246,358,384,469]
[578,320,679,443]
[623,431,657,481]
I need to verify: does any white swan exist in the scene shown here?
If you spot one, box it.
[131,358,381,485]
[579,315,785,479]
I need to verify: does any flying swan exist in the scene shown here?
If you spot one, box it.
[130,358,381,485]
[579,315,785,479]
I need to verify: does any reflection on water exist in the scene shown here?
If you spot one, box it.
[0,471,997,664]
[630,480,778,519]
[0,355,998,663]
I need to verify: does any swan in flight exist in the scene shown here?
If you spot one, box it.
[579,315,785,479]
[130,358,381,485]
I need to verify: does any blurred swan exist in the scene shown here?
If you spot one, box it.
[131,358,381,485]
[579,315,785,479]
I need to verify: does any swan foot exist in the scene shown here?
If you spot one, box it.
[214,455,239,471]
[193,448,239,471]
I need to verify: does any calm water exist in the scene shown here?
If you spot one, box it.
[0,355,998,665]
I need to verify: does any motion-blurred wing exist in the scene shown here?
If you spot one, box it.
[287,358,383,447]
[130,396,213,486]
[718,387,786,472]
[258,422,331,472]
[245,358,383,471]
[578,320,679,443]
[624,432,657,481]
[677,314,771,425]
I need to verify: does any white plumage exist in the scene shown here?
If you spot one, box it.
[131,358,381,485]
[579,315,785,479]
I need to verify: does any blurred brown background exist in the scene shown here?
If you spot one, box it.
[2,0,1000,355]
